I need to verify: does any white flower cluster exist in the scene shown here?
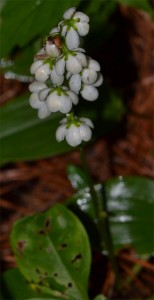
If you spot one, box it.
[29,7,103,146]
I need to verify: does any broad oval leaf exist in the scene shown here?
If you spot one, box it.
[67,176,154,255]
[11,204,91,300]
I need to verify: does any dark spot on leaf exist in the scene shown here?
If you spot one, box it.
[53,272,58,277]
[61,243,68,248]
[39,246,43,251]
[38,229,46,235]
[44,272,48,276]
[68,282,72,288]
[71,253,82,264]
[36,268,41,274]
[45,218,51,231]
[17,240,26,253]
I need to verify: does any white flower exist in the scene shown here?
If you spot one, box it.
[63,8,89,37]
[56,115,93,147]
[30,60,51,82]
[81,57,101,85]
[59,8,89,50]
[46,87,78,114]
[55,51,86,76]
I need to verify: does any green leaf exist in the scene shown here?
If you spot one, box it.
[67,165,89,190]
[1,268,50,299]
[11,204,91,300]
[0,81,125,166]
[0,93,71,165]
[67,176,154,255]
[0,0,81,58]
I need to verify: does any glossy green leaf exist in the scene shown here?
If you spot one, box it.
[0,94,71,165]
[11,204,91,300]
[1,268,50,300]
[0,0,81,58]
[67,176,154,255]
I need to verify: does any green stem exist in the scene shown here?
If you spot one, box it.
[79,147,120,286]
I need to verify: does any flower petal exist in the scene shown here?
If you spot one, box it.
[66,28,80,50]
[80,117,94,128]
[81,85,99,101]
[50,27,59,34]
[55,56,65,75]
[46,92,61,112]
[76,52,87,67]
[38,88,51,101]
[66,55,82,74]
[93,73,103,87]
[56,124,66,142]
[79,124,92,141]
[63,7,76,19]
[67,90,79,105]
[29,81,46,93]
[59,23,67,36]
[88,58,100,71]
[50,68,64,86]
[29,93,43,109]
[82,69,97,85]
[69,74,81,93]
[74,11,89,22]
[35,63,50,82]
[59,96,72,114]
[66,125,81,147]
[76,21,89,36]
[30,60,42,74]
[38,104,50,119]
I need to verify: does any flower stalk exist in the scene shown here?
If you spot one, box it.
[79,146,121,286]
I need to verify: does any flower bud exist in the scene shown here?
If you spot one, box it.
[46,89,72,113]
[45,41,61,57]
